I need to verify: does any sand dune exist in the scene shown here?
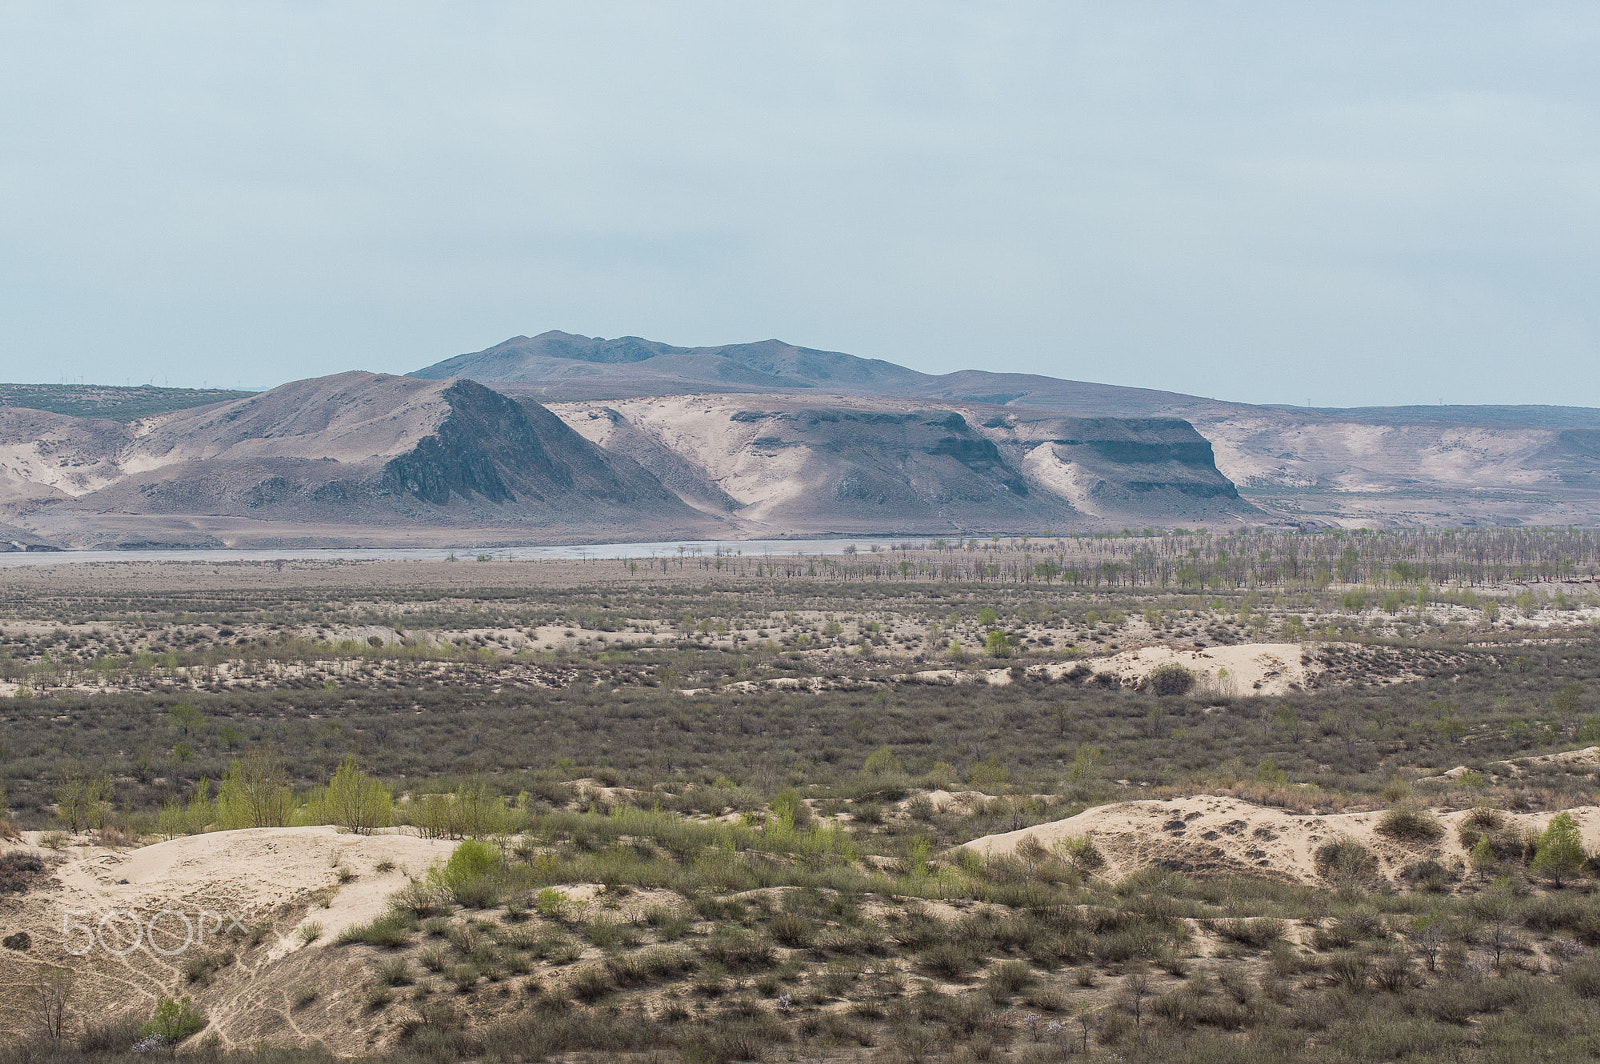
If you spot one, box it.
[0,828,458,1051]
[961,795,1600,884]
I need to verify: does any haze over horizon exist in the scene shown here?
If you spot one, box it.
[2,3,1598,408]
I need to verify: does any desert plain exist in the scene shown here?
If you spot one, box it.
[5,528,1600,1062]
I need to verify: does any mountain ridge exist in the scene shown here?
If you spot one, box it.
[417,331,1600,527]
[0,372,1248,548]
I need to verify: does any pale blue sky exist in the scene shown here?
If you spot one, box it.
[1,3,1597,406]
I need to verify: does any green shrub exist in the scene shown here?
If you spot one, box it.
[140,996,206,1044]
[1532,812,1588,886]
[443,837,500,879]
[432,838,504,907]
[535,888,572,921]
[309,757,393,834]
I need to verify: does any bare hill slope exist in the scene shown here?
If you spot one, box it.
[0,373,719,548]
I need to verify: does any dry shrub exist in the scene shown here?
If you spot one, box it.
[1376,806,1444,846]
[90,826,141,849]
[1214,917,1287,949]
[0,851,47,894]
[1563,954,1600,998]
[767,911,815,948]
[1457,806,1507,850]
[1314,837,1379,885]
[1144,663,1195,697]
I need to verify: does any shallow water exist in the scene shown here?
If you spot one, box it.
[0,537,933,567]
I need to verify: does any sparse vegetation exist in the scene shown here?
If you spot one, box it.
[8,537,1600,1061]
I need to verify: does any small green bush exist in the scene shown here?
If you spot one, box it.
[141,996,206,1044]
[1532,812,1588,885]
[431,838,504,907]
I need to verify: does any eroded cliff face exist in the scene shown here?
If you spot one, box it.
[986,415,1243,517]
[550,395,1256,534]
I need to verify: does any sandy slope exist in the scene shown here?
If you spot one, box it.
[0,828,457,1051]
[961,796,1600,884]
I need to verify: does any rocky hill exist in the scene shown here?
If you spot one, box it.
[421,332,1600,527]
[0,373,719,549]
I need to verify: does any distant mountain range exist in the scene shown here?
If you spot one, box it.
[412,330,1233,418]
[0,366,1253,549]
[413,331,1600,529]
[0,329,1595,549]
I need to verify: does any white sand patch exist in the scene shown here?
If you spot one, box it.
[1081,642,1316,696]
[1020,442,1104,515]
[1414,766,1472,785]
[45,827,457,958]
[901,642,1317,696]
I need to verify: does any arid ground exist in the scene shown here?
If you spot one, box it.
[5,528,1600,1062]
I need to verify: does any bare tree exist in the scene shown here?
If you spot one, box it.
[28,966,73,1043]
[1124,969,1151,1027]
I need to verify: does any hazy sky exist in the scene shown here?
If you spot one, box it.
[2,3,1597,406]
